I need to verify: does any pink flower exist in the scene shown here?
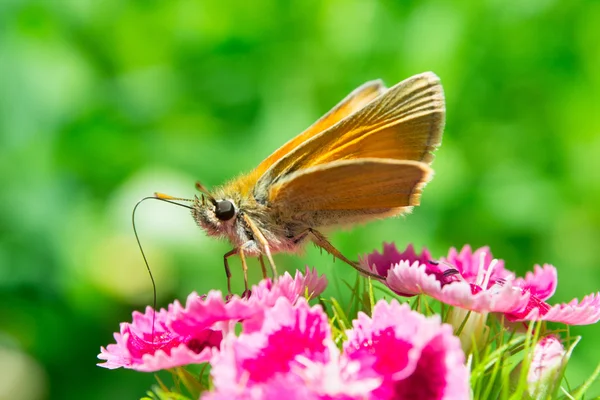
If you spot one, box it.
[344,300,469,400]
[527,335,568,398]
[362,243,432,281]
[506,267,600,324]
[361,244,600,325]
[98,268,328,372]
[290,344,382,400]
[205,298,468,400]
[175,267,328,335]
[205,297,382,400]
[248,266,328,307]
[206,297,333,399]
[361,244,530,315]
[97,292,251,372]
[205,365,376,400]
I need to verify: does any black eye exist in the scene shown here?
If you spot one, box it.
[215,200,235,221]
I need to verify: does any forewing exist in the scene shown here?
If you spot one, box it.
[268,158,433,211]
[256,72,444,200]
[251,80,387,179]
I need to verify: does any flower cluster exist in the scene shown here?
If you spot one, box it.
[98,243,600,399]
[98,267,327,372]
[205,298,468,400]
[99,265,469,399]
[360,244,600,325]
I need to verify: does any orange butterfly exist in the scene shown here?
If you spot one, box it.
[158,72,445,294]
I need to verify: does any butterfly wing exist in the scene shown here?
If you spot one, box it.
[268,158,432,211]
[251,80,387,179]
[256,72,444,203]
[223,80,386,197]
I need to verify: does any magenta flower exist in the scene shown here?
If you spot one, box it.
[98,268,327,372]
[361,244,530,315]
[205,297,338,399]
[289,344,382,400]
[174,267,328,335]
[360,244,600,325]
[205,297,467,400]
[507,268,600,324]
[97,292,252,372]
[248,266,328,307]
[364,243,433,282]
[344,300,469,400]
[219,298,330,384]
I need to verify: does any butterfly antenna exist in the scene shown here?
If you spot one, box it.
[195,181,217,206]
[154,192,195,208]
[132,194,194,341]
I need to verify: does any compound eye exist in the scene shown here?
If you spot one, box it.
[215,200,235,221]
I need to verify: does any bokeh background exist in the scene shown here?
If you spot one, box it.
[1,0,599,398]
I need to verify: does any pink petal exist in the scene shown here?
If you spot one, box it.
[133,342,217,372]
[292,343,382,399]
[345,301,434,379]
[384,260,445,297]
[344,300,469,400]
[98,330,134,370]
[202,373,317,400]
[98,304,216,372]
[511,264,557,301]
[241,267,327,333]
[210,297,330,389]
[240,303,329,383]
[359,243,432,278]
[392,325,469,400]
[442,245,511,286]
[168,291,256,336]
[514,292,600,325]
[172,268,327,335]
[385,261,531,314]
[250,267,327,306]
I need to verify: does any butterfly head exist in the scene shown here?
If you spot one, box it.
[191,182,240,238]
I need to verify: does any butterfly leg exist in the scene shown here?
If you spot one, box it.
[238,244,251,296]
[258,254,268,279]
[224,243,254,297]
[223,248,238,296]
[243,214,278,278]
[306,229,385,280]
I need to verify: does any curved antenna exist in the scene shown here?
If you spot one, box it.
[195,181,217,206]
[154,192,195,208]
[131,194,194,340]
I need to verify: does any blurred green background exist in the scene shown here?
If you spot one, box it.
[1,0,599,398]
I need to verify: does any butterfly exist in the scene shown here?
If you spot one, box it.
[158,72,445,294]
